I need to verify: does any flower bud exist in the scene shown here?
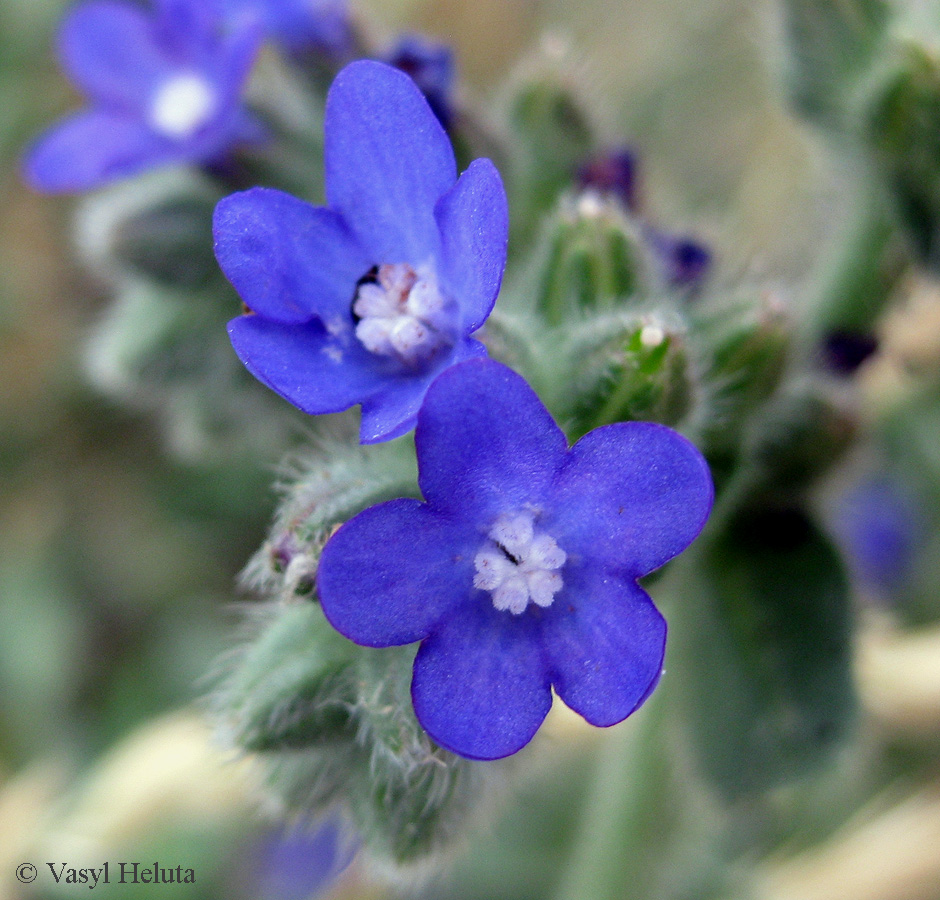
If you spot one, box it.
[534,192,647,325]
[75,170,221,289]
[559,311,695,439]
[243,438,419,598]
[866,42,940,271]
[214,602,358,752]
[503,48,594,246]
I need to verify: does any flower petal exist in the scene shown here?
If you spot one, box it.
[358,337,488,444]
[227,315,386,413]
[411,602,552,759]
[541,571,666,726]
[548,422,712,578]
[435,158,508,333]
[58,1,173,111]
[211,12,264,108]
[319,499,476,647]
[23,110,175,194]
[214,188,369,324]
[416,359,568,525]
[324,60,455,264]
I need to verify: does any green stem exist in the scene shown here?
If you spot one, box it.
[552,688,675,900]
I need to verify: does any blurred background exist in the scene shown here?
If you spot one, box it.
[3,0,940,898]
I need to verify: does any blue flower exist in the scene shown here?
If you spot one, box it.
[833,475,923,595]
[214,60,508,443]
[317,359,713,759]
[248,817,356,900]
[215,0,352,56]
[24,0,264,194]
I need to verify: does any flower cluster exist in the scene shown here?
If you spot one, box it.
[25,16,713,762]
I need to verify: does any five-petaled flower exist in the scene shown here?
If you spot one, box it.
[318,359,713,760]
[214,60,508,443]
[24,0,264,194]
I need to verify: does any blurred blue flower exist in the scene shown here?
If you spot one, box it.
[833,475,923,595]
[385,34,456,128]
[216,0,351,56]
[215,60,508,443]
[249,817,356,900]
[318,359,713,759]
[24,0,264,193]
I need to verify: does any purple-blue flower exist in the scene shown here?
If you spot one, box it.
[833,475,923,595]
[248,818,356,900]
[215,0,351,56]
[317,359,713,759]
[24,0,263,194]
[214,60,508,443]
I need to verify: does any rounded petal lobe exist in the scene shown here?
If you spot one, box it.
[319,499,475,646]
[435,158,508,333]
[541,571,666,726]
[58,1,173,110]
[214,188,369,324]
[24,110,175,194]
[549,422,713,578]
[324,60,455,263]
[412,602,552,759]
[416,360,568,524]
[227,315,385,414]
[358,336,488,444]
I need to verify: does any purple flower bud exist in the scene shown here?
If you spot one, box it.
[385,34,456,128]
[820,330,879,376]
[577,148,640,211]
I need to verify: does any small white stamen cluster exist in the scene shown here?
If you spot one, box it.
[473,512,567,615]
[149,73,217,139]
[353,263,449,366]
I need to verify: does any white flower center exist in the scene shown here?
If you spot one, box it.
[149,73,217,139]
[353,263,451,366]
[473,512,567,615]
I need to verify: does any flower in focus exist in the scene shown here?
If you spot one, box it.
[318,359,713,759]
[24,0,264,194]
[385,34,456,128]
[216,0,352,56]
[214,60,508,443]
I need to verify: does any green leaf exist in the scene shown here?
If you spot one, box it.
[675,506,856,798]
